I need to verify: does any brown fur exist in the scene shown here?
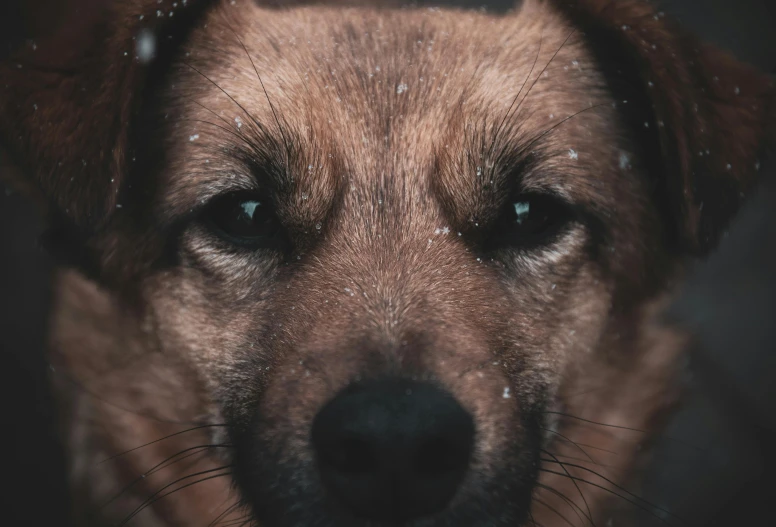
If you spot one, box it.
[1,1,773,526]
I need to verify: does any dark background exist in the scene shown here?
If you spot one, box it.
[1,1,775,525]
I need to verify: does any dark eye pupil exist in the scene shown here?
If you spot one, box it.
[486,193,569,250]
[232,199,262,232]
[510,198,550,232]
[206,194,284,247]
[240,200,261,221]
[226,199,271,237]
[513,201,531,225]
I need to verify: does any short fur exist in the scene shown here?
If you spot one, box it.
[1,1,773,526]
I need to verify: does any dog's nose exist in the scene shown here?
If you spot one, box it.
[311,379,475,521]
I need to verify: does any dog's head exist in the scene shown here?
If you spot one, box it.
[1,1,773,526]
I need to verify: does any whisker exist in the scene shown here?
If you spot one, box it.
[101,444,232,509]
[223,19,292,165]
[181,60,266,136]
[540,427,597,464]
[160,445,214,475]
[177,118,256,147]
[533,496,581,527]
[97,425,228,465]
[543,434,618,456]
[117,466,234,526]
[544,411,707,454]
[513,29,577,122]
[208,502,247,527]
[491,29,578,168]
[522,103,610,154]
[543,452,632,470]
[103,449,206,509]
[539,459,686,524]
[489,34,542,162]
[527,507,544,527]
[185,98,258,145]
[175,116,282,172]
[535,482,593,526]
[544,410,649,434]
[541,448,594,525]
[219,513,256,527]
[538,468,681,526]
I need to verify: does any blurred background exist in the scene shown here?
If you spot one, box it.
[1,1,775,525]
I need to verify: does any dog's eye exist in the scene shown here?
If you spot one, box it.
[204,193,286,249]
[487,193,571,249]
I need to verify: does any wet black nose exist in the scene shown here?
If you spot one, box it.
[311,379,475,521]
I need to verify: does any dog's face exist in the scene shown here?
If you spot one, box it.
[1,1,773,526]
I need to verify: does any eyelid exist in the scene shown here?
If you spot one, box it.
[201,189,269,215]
[510,183,594,223]
[190,182,263,215]
[510,185,571,203]
[162,165,260,212]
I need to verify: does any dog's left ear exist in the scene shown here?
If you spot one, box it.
[0,0,213,237]
[550,0,775,255]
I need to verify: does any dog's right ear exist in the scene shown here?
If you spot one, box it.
[0,0,214,241]
[547,0,775,255]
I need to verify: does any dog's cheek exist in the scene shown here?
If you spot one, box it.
[498,230,614,382]
[48,269,242,526]
[139,259,279,402]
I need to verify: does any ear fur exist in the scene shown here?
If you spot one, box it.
[0,0,215,235]
[548,0,776,254]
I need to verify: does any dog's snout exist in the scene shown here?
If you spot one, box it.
[311,379,475,521]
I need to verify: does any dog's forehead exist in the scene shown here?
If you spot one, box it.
[160,3,628,218]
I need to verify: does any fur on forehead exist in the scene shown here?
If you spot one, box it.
[159,3,629,212]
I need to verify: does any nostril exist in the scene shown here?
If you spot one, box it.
[414,436,470,475]
[319,436,378,474]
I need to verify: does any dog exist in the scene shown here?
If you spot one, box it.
[1,0,773,525]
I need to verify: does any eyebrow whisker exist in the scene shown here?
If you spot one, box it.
[222,17,294,169]
[488,34,543,163]
[180,60,269,142]
[522,103,610,153]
